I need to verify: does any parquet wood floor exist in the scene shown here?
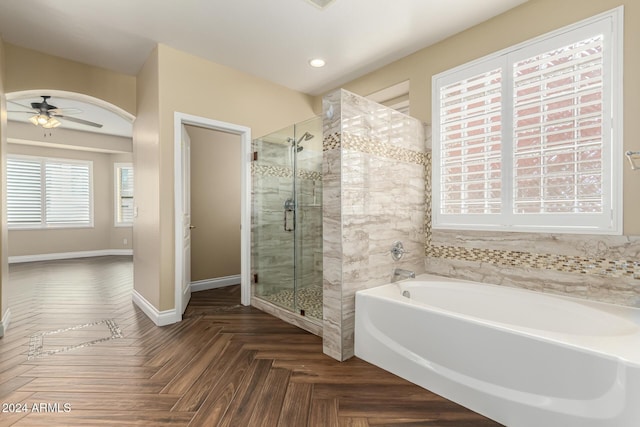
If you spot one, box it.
[0,256,502,426]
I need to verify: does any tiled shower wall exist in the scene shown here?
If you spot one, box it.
[423,126,640,307]
[322,89,426,361]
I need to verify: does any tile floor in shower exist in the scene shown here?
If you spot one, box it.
[259,285,323,320]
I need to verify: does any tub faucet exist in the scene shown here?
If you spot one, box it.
[392,268,415,282]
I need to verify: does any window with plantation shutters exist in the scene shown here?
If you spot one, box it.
[7,158,42,226]
[7,155,93,229]
[432,8,622,234]
[115,163,134,226]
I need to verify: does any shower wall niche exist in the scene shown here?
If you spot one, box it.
[251,116,323,333]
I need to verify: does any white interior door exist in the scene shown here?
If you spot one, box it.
[181,125,192,314]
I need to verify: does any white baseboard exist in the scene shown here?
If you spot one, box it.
[0,308,11,337]
[131,290,178,326]
[191,274,241,293]
[9,249,134,264]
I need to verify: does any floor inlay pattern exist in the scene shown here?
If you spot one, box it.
[27,319,123,360]
[0,256,502,426]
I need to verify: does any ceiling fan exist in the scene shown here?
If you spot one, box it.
[8,96,103,129]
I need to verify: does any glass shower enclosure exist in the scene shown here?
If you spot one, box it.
[251,116,323,322]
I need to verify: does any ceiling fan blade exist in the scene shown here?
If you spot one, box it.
[7,110,36,114]
[58,115,103,128]
[8,100,36,112]
[50,108,83,116]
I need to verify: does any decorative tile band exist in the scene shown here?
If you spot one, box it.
[428,245,640,279]
[323,132,341,151]
[252,163,322,181]
[323,132,427,166]
[423,154,640,281]
[343,134,427,166]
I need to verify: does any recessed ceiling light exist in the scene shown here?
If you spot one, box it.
[309,58,326,68]
[305,0,336,9]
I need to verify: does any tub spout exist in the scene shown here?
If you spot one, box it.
[392,268,415,282]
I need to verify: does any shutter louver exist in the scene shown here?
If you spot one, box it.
[45,161,91,225]
[439,68,502,214]
[513,35,604,215]
[7,158,42,225]
[118,166,134,224]
[7,157,92,228]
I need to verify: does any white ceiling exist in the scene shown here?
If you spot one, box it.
[0,0,528,96]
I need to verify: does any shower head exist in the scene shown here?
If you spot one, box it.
[295,132,314,145]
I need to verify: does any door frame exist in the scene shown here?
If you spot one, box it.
[173,112,251,318]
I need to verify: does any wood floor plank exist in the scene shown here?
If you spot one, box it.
[308,398,339,427]
[216,358,273,427]
[19,365,157,379]
[158,332,231,394]
[24,392,182,412]
[1,258,503,427]
[277,382,312,427]
[169,341,247,412]
[13,411,194,426]
[246,367,291,426]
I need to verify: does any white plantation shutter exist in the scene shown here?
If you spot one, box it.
[7,158,42,225]
[513,35,604,215]
[439,67,503,215]
[432,9,621,234]
[7,156,93,228]
[116,164,134,225]
[45,161,92,225]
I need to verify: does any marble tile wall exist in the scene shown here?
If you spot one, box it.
[423,124,640,307]
[322,89,425,361]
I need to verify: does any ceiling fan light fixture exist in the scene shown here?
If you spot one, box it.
[29,114,50,126]
[42,117,61,129]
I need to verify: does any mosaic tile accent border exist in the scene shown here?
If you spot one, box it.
[28,319,123,360]
[423,153,640,281]
[323,132,341,151]
[343,134,427,166]
[428,245,640,279]
[322,131,427,166]
[251,163,322,181]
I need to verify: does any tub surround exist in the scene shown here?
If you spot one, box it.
[423,125,640,307]
[322,89,425,361]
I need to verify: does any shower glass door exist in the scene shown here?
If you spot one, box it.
[252,116,323,321]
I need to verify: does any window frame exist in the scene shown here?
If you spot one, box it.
[7,154,94,230]
[114,162,134,227]
[431,7,623,235]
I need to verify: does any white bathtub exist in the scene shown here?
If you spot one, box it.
[354,274,640,427]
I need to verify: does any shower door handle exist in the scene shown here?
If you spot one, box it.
[284,209,294,232]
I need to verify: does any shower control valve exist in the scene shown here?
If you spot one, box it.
[390,241,409,261]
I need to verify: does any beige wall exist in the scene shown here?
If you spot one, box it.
[186,125,241,281]
[4,44,136,115]
[134,44,316,311]
[0,37,9,331]
[133,46,161,310]
[6,144,132,256]
[332,0,640,235]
